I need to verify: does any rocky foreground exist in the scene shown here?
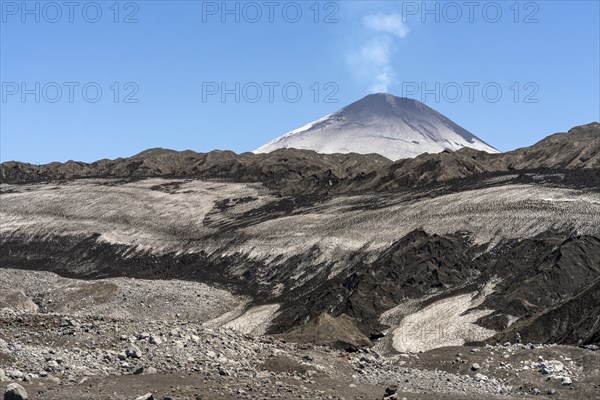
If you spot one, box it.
[1,302,599,400]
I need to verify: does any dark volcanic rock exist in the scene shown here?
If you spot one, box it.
[270,231,600,346]
[0,148,391,196]
[1,226,599,347]
[510,279,600,346]
[1,123,598,195]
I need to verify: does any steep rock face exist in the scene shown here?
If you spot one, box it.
[480,234,600,317]
[474,234,600,343]
[255,93,499,160]
[515,280,600,345]
[501,122,600,170]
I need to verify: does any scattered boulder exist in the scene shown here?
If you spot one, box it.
[4,383,28,400]
[131,366,145,375]
[126,345,142,359]
[5,372,22,380]
[336,341,359,353]
[66,319,80,328]
[382,384,399,399]
[471,363,480,371]
[148,336,162,345]
[540,360,564,374]
[45,360,59,371]
[134,394,153,400]
[473,373,488,382]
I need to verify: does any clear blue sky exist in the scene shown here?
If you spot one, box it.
[1,0,599,163]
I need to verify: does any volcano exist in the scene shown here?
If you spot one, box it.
[255,93,499,160]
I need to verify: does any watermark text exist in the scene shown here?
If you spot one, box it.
[2,82,140,103]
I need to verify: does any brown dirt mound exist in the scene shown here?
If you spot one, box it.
[0,290,38,313]
[282,313,372,350]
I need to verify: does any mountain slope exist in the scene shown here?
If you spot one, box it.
[2,177,599,349]
[255,93,499,160]
[1,123,600,349]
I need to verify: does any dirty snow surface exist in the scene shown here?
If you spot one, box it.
[2,179,599,264]
[221,304,281,335]
[1,177,600,351]
[389,282,498,353]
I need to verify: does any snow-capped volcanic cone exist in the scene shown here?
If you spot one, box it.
[255,93,499,160]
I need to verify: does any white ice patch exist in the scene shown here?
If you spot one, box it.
[506,315,520,327]
[206,304,281,336]
[2,181,599,289]
[390,282,497,353]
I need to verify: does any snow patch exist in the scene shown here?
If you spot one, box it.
[205,304,281,336]
[390,282,497,352]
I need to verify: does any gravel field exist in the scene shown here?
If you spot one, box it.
[1,269,599,400]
